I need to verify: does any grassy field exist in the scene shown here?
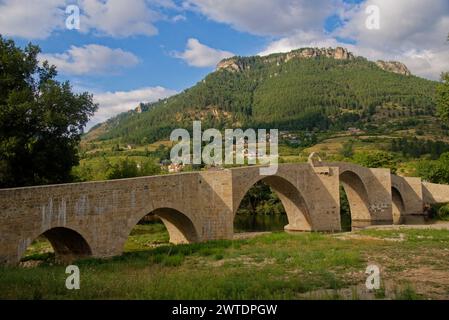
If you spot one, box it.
[2,225,449,300]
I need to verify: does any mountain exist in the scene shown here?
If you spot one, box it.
[85,47,437,145]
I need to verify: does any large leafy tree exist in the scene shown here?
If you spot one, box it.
[0,36,97,188]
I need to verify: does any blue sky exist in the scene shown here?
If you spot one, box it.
[1,0,448,128]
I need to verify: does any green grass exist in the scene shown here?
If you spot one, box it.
[124,223,170,252]
[395,285,422,300]
[21,236,54,262]
[2,228,449,300]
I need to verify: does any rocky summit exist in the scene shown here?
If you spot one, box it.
[375,60,412,76]
[217,47,411,76]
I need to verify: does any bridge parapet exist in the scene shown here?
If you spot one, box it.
[422,182,449,205]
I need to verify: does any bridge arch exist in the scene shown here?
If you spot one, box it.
[126,207,200,247]
[20,227,92,263]
[339,170,371,229]
[391,186,406,224]
[234,174,312,232]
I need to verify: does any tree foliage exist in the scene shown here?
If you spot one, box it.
[391,137,449,159]
[353,150,398,174]
[416,153,449,184]
[0,36,97,188]
[237,181,285,216]
[340,140,355,158]
[437,72,449,122]
[73,157,161,182]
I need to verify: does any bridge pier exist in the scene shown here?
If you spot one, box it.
[319,162,394,229]
[391,175,425,225]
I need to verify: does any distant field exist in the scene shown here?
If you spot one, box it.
[2,226,449,300]
[75,116,449,184]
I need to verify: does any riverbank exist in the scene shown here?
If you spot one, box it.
[1,226,449,300]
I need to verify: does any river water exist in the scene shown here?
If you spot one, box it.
[234,214,289,233]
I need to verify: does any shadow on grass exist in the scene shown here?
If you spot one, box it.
[77,239,242,268]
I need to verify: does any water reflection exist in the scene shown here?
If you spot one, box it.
[234,214,289,233]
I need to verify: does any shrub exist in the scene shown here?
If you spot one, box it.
[416,152,449,184]
[353,151,398,174]
[438,204,449,221]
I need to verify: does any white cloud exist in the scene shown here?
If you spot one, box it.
[256,0,449,80]
[88,86,177,128]
[0,0,184,39]
[184,0,340,36]
[333,0,449,80]
[79,0,159,37]
[401,48,449,81]
[338,0,449,51]
[172,15,187,23]
[258,32,449,81]
[40,44,140,75]
[258,31,341,56]
[0,0,66,39]
[174,38,234,67]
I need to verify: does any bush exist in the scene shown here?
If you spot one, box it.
[353,151,398,174]
[340,140,354,158]
[438,204,449,221]
[428,203,449,221]
[416,152,449,184]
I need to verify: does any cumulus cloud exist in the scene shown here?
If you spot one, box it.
[40,44,140,76]
[0,0,184,39]
[400,48,449,81]
[337,0,449,51]
[333,0,449,80]
[256,0,449,80]
[174,38,234,67]
[88,86,177,128]
[184,0,340,36]
[79,0,159,37]
[0,0,66,39]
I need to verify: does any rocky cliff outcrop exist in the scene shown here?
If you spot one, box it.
[216,58,245,72]
[285,47,355,62]
[375,60,411,76]
[217,47,355,72]
[216,47,412,77]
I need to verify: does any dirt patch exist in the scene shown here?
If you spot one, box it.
[233,232,272,240]
[364,222,449,231]
[19,260,45,268]
[334,233,406,242]
[199,255,276,268]
[393,267,449,299]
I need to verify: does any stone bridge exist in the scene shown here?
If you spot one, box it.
[1,162,449,266]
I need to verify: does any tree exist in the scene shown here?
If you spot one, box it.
[0,36,97,188]
[353,151,398,174]
[340,140,355,158]
[437,72,449,122]
[107,158,139,180]
[416,152,449,184]
[140,158,161,176]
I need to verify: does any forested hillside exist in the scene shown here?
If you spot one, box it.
[86,47,437,145]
